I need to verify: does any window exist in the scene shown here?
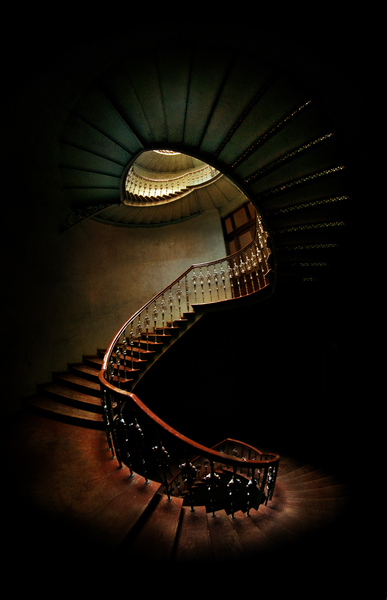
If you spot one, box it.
[222,202,257,255]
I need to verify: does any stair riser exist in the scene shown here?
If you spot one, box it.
[38,385,103,414]
[53,374,101,398]
[68,363,100,383]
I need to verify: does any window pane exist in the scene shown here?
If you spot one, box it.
[225,217,233,234]
[247,202,256,219]
[238,230,253,248]
[233,207,248,229]
[228,239,237,254]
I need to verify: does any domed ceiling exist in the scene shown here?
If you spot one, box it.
[59,38,349,284]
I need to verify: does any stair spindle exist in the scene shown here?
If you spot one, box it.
[199,268,205,302]
[191,270,197,304]
[176,281,182,318]
[144,309,150,353]
[122,329,127,379]
[206,268,212,302]
[153,301,158,344]
[161,294,166,335]
[220,264,227,299]
[169,288,174,325]
[185,274,189,312]
[213,265,220,300]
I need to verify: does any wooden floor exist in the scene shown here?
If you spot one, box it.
[2,407,374,596]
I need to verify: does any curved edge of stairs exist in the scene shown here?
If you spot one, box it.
[5,407,355,569]
[18,341,357,571]
[22,351,106,430]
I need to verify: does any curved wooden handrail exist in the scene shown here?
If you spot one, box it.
[98,213,278,489]
[98,376,280,469]
[101,217,269,372]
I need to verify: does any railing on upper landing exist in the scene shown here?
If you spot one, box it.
[98,214,279,512]
[124,163,222,206]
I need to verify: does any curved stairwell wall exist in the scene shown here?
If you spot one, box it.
[4,208,226,414]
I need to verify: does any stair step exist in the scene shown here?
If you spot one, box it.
[247,507,296,549]
[82,355,104,371]
[207,509,245,561]
[53,371,101,397]
[23,394,104,429]
[38,381,102,411]
[227,509,269,555]
[123,493,184,562]
[173,505,213,563]
[68,474,162,550]
[68,362,100,382]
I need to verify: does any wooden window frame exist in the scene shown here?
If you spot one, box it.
[221,202,257,255]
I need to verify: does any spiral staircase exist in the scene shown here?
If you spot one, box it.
[3,30,368,589]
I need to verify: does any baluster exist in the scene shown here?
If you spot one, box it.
[128,414,148,483]
[136,315,142,349]
[176,281,182,318]
[245,253,255,293]
[115,343,121,389]
[206,268,212,302]
[152,441,171,500]
[153,301,158,344]
[213,265,220,301]
[191,270,197,304]
[257,466,268,506]
[206,460,220,517]
[180,458,197,512]
[122,329,127,380]
[185,274,189,312]
[129,322,135,370]
[250,246,261,290]
[161,294,166,335]
[108,354,115,385]
[101,389,115,458]
[220,264,227,299]
[168,287,174,326]
[266,466,277,504]
[228,262,235,298]
[227,467,241,519]
[246,470,257,516]
[233,259,242,297]
[199,268,205,302]
[239,254,248,295]
[144,308,150,352]
[116,413,134,476]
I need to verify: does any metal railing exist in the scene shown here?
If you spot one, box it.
[98,214,278,512]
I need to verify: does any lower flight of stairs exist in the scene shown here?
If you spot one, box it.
[17,365,353,567]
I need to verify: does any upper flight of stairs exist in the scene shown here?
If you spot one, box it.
[23,309,201,428]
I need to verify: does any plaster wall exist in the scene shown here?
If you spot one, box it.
[4,207,226,417]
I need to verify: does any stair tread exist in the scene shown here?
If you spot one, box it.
[70,362,100,374]
[247,507,295,547]
[124,494,184,561]
[228,509,269,555]
[24,394,103,422]
[207,509,245,561]
[54,371,100,391]
[38,382,102,412]
[173,505,213,563]
[69,474,161,550]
